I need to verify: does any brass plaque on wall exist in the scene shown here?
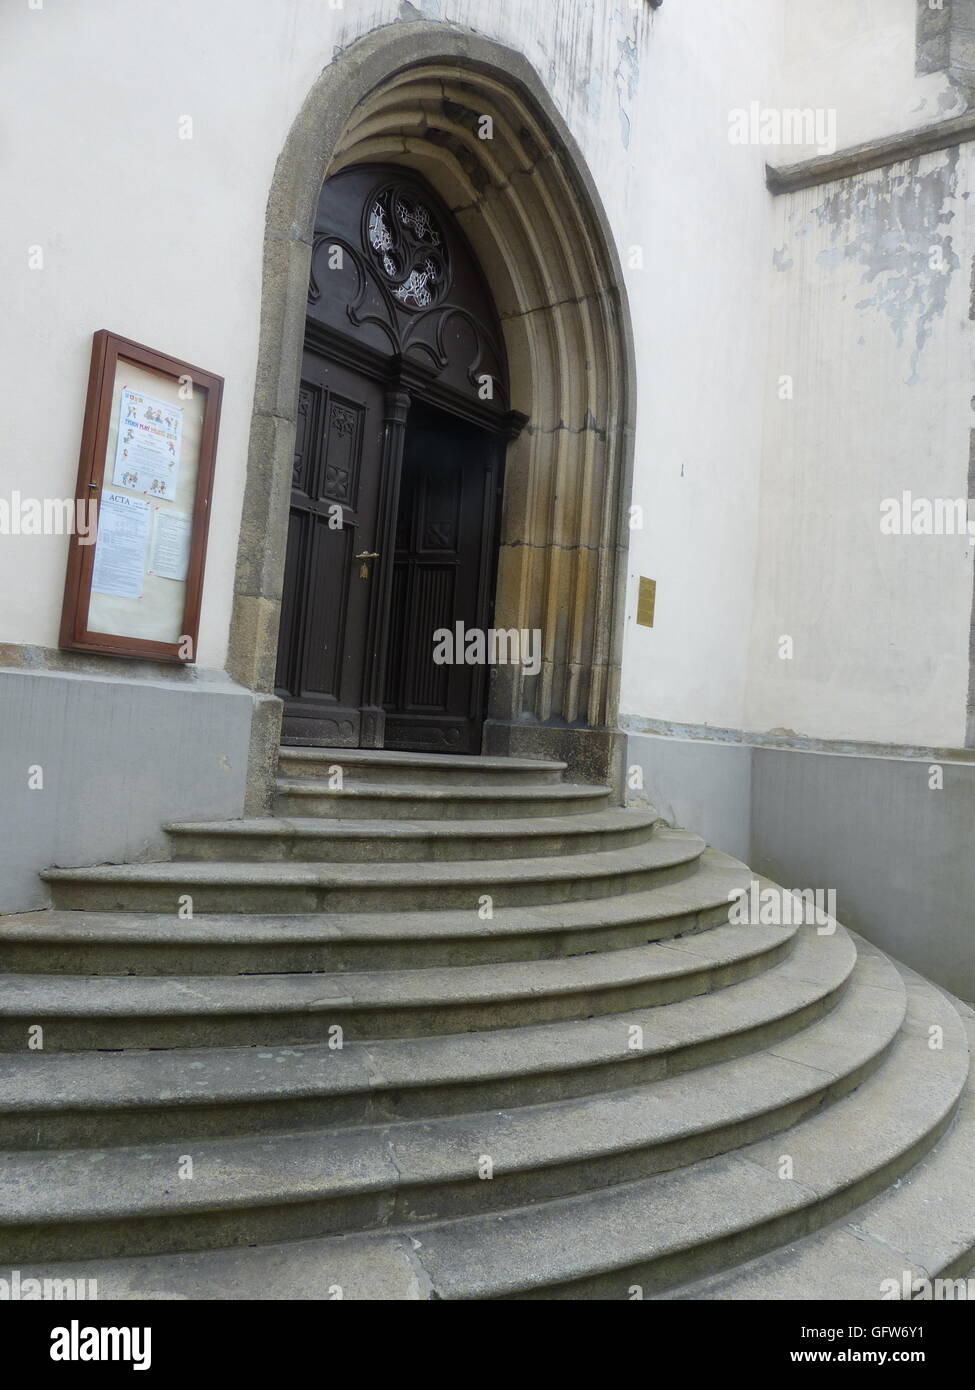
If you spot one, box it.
[636,576,656,627]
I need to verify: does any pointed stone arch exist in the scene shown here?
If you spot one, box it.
[229,21,636,804]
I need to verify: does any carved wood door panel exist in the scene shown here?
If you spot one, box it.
[275,349,385,747]
[276,163,518,753]
[383,406,502,755]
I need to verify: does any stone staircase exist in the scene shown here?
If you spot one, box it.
[0,747,972,1299]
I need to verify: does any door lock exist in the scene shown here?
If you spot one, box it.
[355,551,380,579]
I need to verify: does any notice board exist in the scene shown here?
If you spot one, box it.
[60,331,223,662]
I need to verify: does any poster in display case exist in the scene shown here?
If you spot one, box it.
[59,330,223,662]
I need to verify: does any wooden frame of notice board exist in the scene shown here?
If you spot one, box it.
[59,331,223,663]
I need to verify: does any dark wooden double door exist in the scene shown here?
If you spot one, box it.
[275,346,503,754]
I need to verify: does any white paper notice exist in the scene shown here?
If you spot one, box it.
[112,386,183,500]
[91,491,151,600]
[149,510,192,581]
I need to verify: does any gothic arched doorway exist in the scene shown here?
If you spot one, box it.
[274,164,521,754]
[229,25,636,803]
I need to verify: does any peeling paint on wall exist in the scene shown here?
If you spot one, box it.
[399,0,442,19]
[613,19,640,149]
[586,67,603,121]
[810,149,961,384]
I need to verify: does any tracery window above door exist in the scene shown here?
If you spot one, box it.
[306,164,510,418]
[366,186,451,310]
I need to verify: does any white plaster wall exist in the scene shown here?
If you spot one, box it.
[618,0,778,731]
[1,0,284,666]
[774,0,966,159]
[749,2,975,747]
[745,145,975,745]
[0,0,780,718]
[626,0,975,748]
[0,0,645,665]
[5,0,965,749]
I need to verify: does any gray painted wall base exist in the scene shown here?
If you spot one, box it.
[627,730,975,1003]
[0,666,253,912]
[626,732,752,863]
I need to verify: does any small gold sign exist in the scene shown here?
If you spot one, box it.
[636,576,656,628]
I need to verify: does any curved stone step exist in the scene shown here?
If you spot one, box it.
[276,748,568,786]
[0,850,750,974]
[402,967,968,1299]
[274,779,612,820]
[656,977,975,1301]
[0,944,904,1262]
[0,925,858,1147]
[0,915,802,1052]
[164,808,660,864]
[56,960,942,1300]
[40,828,706,914]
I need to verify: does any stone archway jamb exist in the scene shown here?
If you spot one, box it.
[227,20,637,811]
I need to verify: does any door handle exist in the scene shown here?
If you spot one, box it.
[355,550,379,579]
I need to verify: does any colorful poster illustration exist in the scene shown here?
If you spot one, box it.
[149,509,192,582]
[91,491,151,600]
[112,387,183,500]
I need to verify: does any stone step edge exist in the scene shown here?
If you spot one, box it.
[163,816,661,863]
[653,966,975,1301]
[0,920,800,1020]
[9,953,958,1297]
[277,749,569,773]
[461,973,971,1299]
[0,852,746,948]
[0,949,904,1249]
[274,780,609,801]
[39,828,705,889]
[161,807,661,841]
[0,926,852,1135]
[1,848,747,937]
